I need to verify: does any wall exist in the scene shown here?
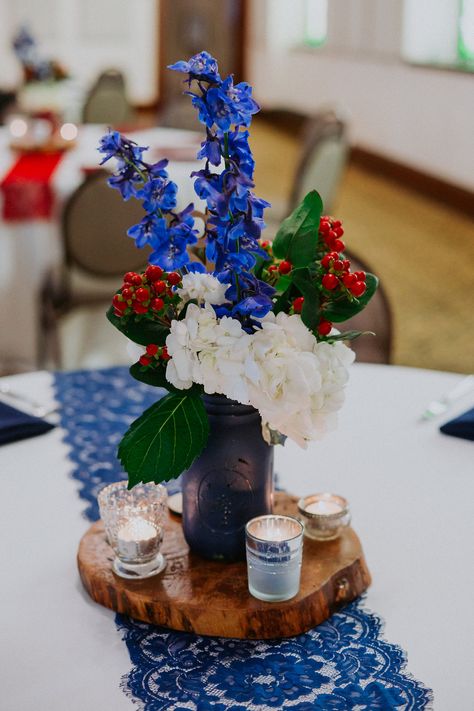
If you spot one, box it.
[0,0,158,105]
[247,0,474,190]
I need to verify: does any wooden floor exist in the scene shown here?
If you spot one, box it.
[250,118,474,374]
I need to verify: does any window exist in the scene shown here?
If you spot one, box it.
[303,0,328,48]
[458,0,474,63]
[402,0,474,71]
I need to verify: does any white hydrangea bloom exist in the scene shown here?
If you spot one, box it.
[165,305,354,448]
[245,312,355,447]
[177,272,229,306]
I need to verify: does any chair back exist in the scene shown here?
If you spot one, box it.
[82,69,134,125]
[62,171,149,277]
[342,252,393,364]
[290,111,349,214]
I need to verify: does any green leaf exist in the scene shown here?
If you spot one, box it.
[106,306,168,346]
[324,330,375,342]
[291,268,320,331]
[272,190,323,267]
[322,273,379,322]
[118,392,210,486]
[129,362,174,390]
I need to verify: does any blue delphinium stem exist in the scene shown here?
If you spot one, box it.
[169,50,274,322]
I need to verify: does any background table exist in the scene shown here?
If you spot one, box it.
[0,125,203,374]
[0,363,472,709]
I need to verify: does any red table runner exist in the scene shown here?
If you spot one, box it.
[0,152,64,221]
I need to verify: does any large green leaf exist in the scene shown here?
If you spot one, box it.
[322,273,379,322]
[107,306,168,346]
[118,392,209,487]
[291,268,320,331]
[272,190,323,267]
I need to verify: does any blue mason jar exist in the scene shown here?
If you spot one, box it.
[181,395,274,561]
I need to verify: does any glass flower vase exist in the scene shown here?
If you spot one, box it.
[181,395,274,562]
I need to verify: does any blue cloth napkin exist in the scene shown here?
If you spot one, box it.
[440,407,474,442]
[0,401,55,446]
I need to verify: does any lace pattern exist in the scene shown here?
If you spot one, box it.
[54,367,433,710]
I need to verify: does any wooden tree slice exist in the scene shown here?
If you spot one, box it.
[77,492,371,639]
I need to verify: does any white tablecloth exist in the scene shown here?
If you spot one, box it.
[0,125,203,373]
[0,363,472,709]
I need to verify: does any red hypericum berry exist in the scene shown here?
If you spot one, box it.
[135,287,150,302]
[131,274,143,286]
[322,273,339,290]
[333,259,344,271]
[167,272,181,286]
[278,260,292,275]
[112,295,127,310]
[124,271,138,284]
[261,240,270,248]
[318,320,332,336]
[121,287,133,300]
[268,265,278,272]
[342,259,351,270]
[334,226,344,237]
[139,355,152,366]
[351,281,367,297]
[333,219,341,228]
[292,297,304,313]
[146,343,159,356]
[355,271,366,281]
[145,265,163,281]
[332,239,345,252]
[321,254,333,269]
[114,308,124,318]
[153,280,167,295]
[150,297,165,311]
[328,229,338,240]
[342,273,357,287]
[133,302,148,314]
[319,220,330,234]
[161,346,171,361]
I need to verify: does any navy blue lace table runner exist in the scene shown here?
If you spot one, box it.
[55,367,433,710]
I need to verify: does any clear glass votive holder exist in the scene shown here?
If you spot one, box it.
[245,515,304,602]
[98,480,167,579]
[297,493,351,541]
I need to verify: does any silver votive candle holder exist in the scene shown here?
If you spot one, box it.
[98,480,167,579]
[245,515,304,602]
[297,493,350,541]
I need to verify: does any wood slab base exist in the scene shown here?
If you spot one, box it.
[77,493,371,639]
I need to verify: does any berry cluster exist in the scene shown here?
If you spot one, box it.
[139,343,171,367]
[321,252,367,298]
[112,266,182,318]
[319,215,345,253]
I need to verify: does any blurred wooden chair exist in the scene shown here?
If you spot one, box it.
[82,69,135,125]
[40,170,149,367]
[289,110,349,215]
[342,252,393,364]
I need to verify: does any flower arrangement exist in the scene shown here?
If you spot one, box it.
[12,27,69,83]
[99,51,378,488]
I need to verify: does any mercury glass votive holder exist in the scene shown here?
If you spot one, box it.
[98,481,167,579]
[245,515,304,602]
[297,493,351,541]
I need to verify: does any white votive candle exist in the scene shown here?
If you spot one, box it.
[117,517,160,563]
[246,515,304,602]
[305,499,342,515]
[298,493,351,541]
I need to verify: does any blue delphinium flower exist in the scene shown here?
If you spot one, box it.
[168,51,221,83]
[168,50,274,320]
[135,177,178,213]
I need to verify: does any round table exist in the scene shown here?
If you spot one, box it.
[0,363,472,709]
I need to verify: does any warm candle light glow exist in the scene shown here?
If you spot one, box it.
[9,117,28,138]
[60,122,78,141]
